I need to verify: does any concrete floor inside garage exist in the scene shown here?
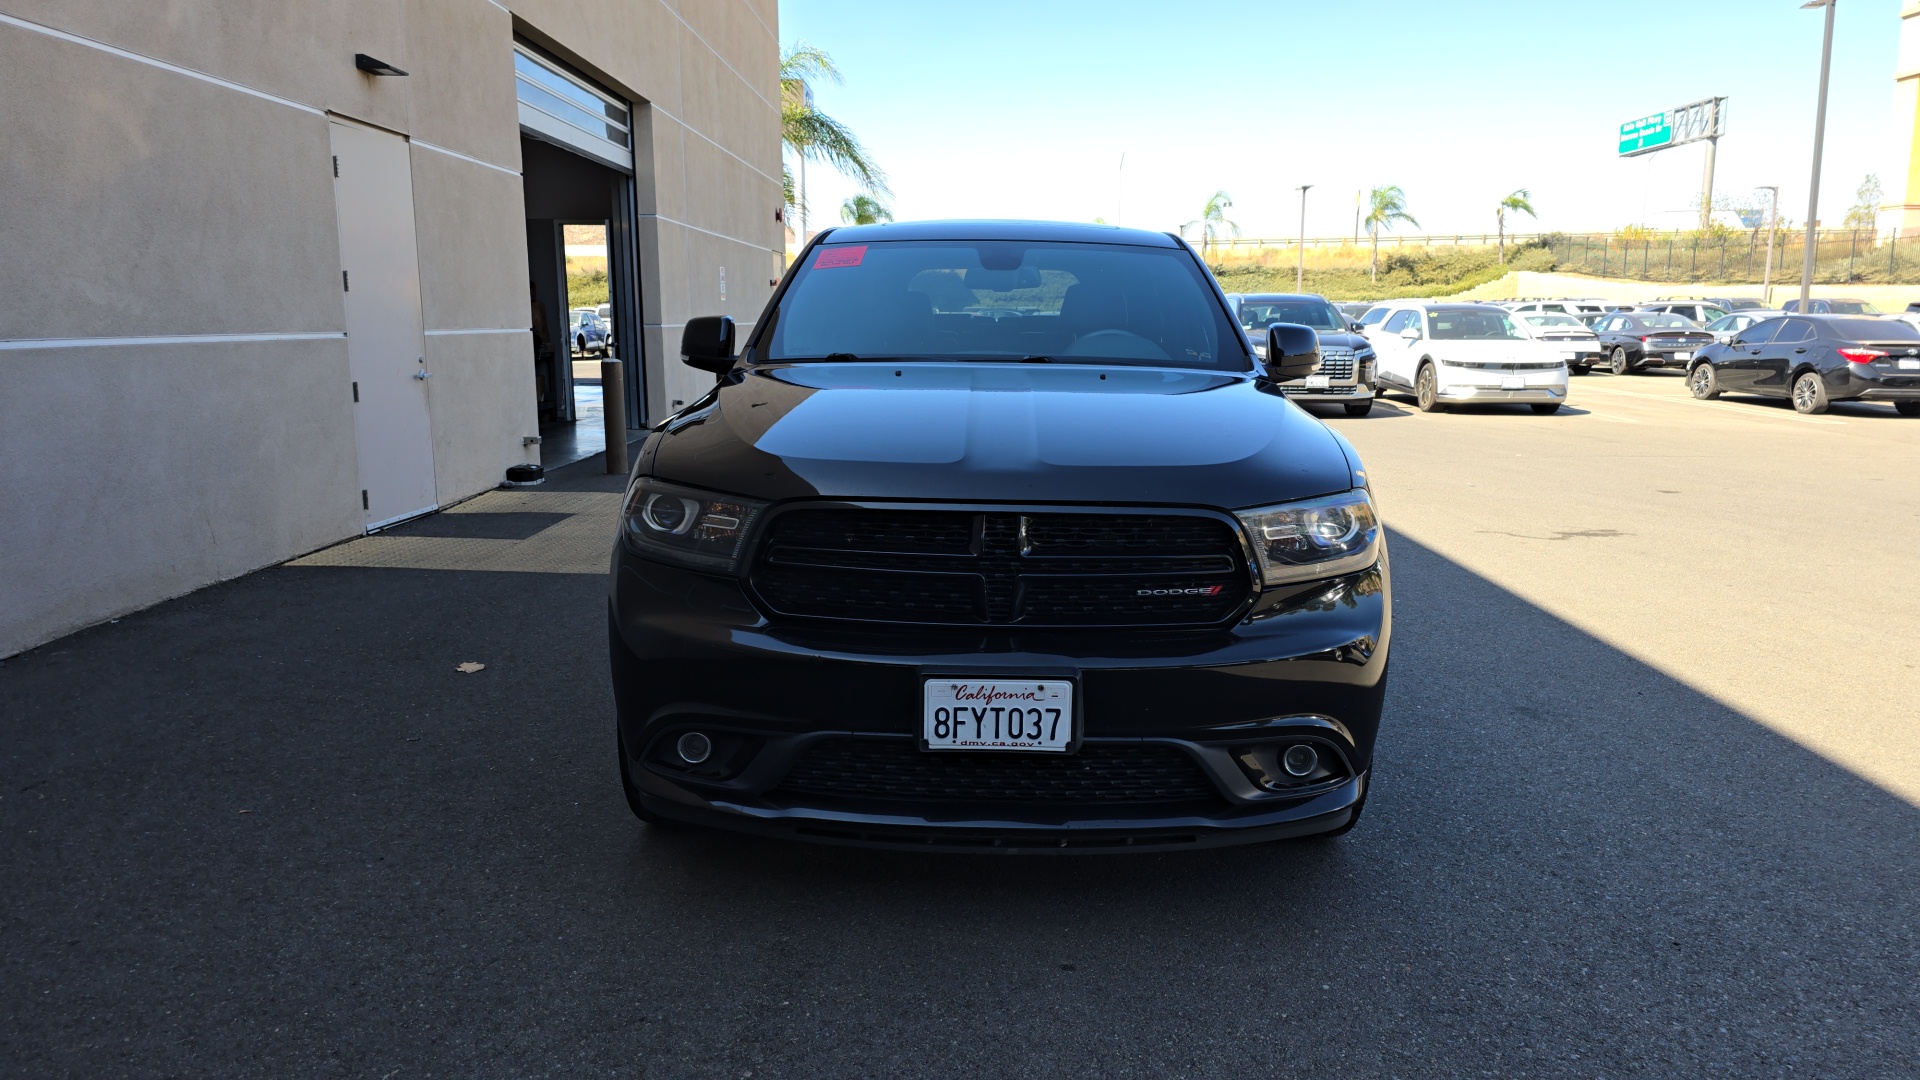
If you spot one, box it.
[3,372,1919,1077]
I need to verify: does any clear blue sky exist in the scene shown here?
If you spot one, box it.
[780,0,1903,239]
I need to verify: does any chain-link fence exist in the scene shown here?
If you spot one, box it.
[1546,229,1914,285]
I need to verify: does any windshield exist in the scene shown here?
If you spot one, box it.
[1830,318,1920,341]
[762,240,1245,369]
[1236,299,1344,332]
[1641,314,1696,329]
[1523,314,1584,328]
[1427,308,1526,341]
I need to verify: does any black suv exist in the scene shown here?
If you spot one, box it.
[609,221,1390,851]
[1224,292,1378,416]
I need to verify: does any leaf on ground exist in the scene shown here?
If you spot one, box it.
[456,662,486,673]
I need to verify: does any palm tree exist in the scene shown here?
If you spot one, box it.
[1496,189,1536,263]
[840,194,892,225]
[781,43,888,241]
[1184,190,1239,263]
[1364,185,1419,283]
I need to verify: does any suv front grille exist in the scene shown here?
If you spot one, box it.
[776,737,1221,804]
[1316,346,1356,380]
[750,508,1250,627]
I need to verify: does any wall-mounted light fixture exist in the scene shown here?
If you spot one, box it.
[354,54,409,76]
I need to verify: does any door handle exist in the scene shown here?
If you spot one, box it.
[413,370,432,380]
[1793,348,1807,354]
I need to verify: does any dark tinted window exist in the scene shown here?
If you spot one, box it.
[1733,320,1781,345]
[1825,318,1920,341]
[1825,300,1877,315]
[1775,319,1816,344]
[1236,299,1343,331]
[764,240,1245,369]
[1359,305,1389,326]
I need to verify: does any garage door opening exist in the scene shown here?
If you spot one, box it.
[516,41,643,469]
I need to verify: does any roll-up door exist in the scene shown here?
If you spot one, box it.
[513,44,633,173]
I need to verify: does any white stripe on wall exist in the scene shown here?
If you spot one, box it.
[642,214,779,253]
[424,328,528,336]
[413,139,520,177]
[0,11,323,116]
[0,332,345,351]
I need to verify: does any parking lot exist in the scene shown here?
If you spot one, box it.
[4,371,1918,1077]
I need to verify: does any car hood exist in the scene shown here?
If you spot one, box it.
[646,363,1357,508]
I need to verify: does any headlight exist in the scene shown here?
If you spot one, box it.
[620,478,766,573]
[1234,489,1382,587]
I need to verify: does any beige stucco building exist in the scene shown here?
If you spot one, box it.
[0,1,783,657]
[1885,1,1920,236]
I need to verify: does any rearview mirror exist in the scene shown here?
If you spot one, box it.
[1262,323,1320,382]
[680,315,736,374]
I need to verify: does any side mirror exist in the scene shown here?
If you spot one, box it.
[1348,320,1365,332]
[1398,326,1421,340]
[680,315,736,374]
[1262,323,1320,382]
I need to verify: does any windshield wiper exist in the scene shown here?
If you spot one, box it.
[1016,355,1056,363]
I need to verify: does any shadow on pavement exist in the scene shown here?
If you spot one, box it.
[3,478,1916,1077]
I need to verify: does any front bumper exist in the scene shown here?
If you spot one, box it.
[609,545,1390,852]
[1435,384,1567,403]
[1278,384,1374,403]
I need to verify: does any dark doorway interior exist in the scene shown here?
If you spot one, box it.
[522,135,638,467]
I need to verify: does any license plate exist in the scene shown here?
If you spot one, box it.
[1901,359,1920,370]
[1501,376,1526,390]
[924,679,1073,752]
[1672,351,1692,361]
[1303,375,1331,389]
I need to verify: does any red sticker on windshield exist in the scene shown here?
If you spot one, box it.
[815,245,867,269]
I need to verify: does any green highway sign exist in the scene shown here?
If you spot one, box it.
[1618,112,1674,156]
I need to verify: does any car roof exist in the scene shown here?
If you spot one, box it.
[1232,293,1330,303]
[817,219,1180,247]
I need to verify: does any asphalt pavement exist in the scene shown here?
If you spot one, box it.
[3,377,1918,1078]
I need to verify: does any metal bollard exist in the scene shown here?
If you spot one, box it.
[601,359,629,475]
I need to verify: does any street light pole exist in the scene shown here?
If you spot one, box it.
[1799,0,1837,310]
[1116,151,1126,226]
[1757,185,1781,305]
[1296,184,1313,292]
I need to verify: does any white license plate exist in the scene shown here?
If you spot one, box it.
[1303,375,1331,389]
[924,679,1073,752]
[1672,351,1692,361]
[1501,377,1526,390]
[1901,359,1920,370]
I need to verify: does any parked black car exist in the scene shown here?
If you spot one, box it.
[1686,315,1920,415]
[1225,292,1378,416]
[1589,310,1714,374]
[609,221,1390,851]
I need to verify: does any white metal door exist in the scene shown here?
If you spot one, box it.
[330,120,437,529]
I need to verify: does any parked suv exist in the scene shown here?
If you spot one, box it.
[1781,297,1880,315]
[610,221,1390,850]
[1362,302,1569,412]
[1226,292,1378,416]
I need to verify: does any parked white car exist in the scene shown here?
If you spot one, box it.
[1702,310,1782,345]
[1362,302,1569,413]
[1513,312,1604,374]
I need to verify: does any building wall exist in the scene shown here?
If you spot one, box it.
[1885,2,1920,237]
[0,1,782,657]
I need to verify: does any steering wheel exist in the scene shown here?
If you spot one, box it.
[1062,329,1171,361]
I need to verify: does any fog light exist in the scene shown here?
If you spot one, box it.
[1282,744,1318,777]
[676,731,712,765]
